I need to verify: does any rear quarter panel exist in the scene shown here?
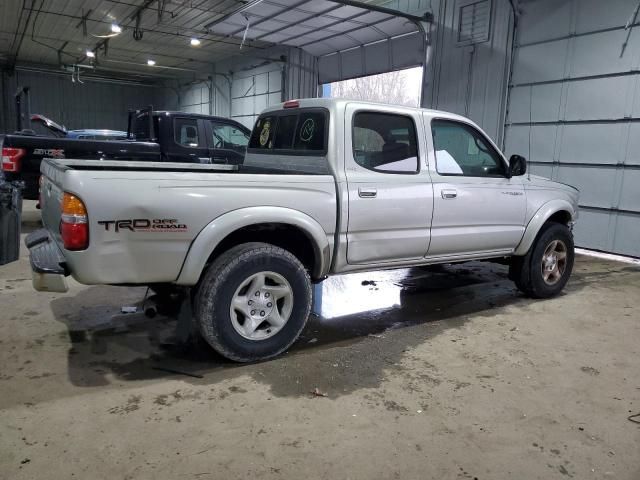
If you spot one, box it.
[54,169,337,285]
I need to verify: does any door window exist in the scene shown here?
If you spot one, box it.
[431,119,506,177]
[210,122,249,152]
[352,112,419,174]
[174,118,200,148]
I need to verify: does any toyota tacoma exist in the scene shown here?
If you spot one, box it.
[26,98,579,362]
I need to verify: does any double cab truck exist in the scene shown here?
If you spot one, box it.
[1,109,250,199]
[27,98,579,362]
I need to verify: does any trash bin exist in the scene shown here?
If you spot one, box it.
[0,180,23,265]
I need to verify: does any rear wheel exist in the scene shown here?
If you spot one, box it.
[194,242,312,362]
[510,222,575,298]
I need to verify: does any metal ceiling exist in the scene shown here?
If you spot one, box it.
[0,0,428,80]
[0,0,271,79]
[206,0,425,57]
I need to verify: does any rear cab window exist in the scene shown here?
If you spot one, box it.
[132,112,159,141]
[174,118,201,148]
[248,109,328,155]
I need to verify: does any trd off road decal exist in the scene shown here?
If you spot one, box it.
[98,218,187,232]
[259,120,271,147]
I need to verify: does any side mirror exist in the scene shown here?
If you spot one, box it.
[508,154,527,177]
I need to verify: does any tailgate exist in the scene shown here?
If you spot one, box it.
[39,159,66,246]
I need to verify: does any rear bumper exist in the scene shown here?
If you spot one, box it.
[25,229,69,292]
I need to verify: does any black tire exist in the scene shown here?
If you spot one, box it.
[510,222,575,298]
[194,242,312,362]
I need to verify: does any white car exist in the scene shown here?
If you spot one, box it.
[27,98,579,362]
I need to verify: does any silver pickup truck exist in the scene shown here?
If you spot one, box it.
[27,98,579,362]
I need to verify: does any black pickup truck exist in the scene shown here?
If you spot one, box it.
[0,108,251,200]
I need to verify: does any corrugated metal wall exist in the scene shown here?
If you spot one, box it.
[174,81,211,115]
[285,47,319,101]
[426,0,514,143]
[231,64,283,129]
[503,0,640,257]
[162,46,317,129]
[0,68,162,133]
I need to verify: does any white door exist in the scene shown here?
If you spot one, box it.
[345,106,433,265]
[426,117,527,258]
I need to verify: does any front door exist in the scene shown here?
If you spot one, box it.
[426,117,526,257]
[345,105,433,265]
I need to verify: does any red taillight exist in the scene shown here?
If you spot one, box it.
[60,192,89,250]
[61,222,89,250]
[1,147,26,172]
[283,99,299,108]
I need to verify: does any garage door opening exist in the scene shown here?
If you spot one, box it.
[322,66,423,107]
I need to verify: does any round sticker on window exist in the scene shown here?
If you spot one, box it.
[300,118,315,142]
[259,121,271,146]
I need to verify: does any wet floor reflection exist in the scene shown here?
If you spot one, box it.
[315,269,404,318]
[314,263,502,321]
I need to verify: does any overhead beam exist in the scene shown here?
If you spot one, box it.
[330,0,431,23]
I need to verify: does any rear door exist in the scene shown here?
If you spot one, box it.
[426,117,526,257]
[167,117,210,163]
[205,120,250,164]
[344,105,433,265]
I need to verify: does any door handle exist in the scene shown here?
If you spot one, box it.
[358,188,377,198]
[441,189,457,199]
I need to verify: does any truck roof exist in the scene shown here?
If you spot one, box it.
[150,111,249,129]
[261,97,472,124]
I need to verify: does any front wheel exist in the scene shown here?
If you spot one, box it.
[510,222,575,298]
[194,242,312,362]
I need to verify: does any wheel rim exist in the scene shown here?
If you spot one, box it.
[229,271,294,341]
[541,239,568,286]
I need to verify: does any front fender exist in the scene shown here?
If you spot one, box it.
[175,206,331,285]
[513,200,578,256]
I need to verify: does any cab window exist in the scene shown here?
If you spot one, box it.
[431,119,505,177]
[248,109,328,154]
[210,122,249,152]
[352,112,419,174]
[174,118,200,148]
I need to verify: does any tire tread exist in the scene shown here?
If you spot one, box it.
[194,242,311,362]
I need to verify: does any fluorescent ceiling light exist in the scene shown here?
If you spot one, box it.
[111,23,122,34]
[147,59,156,66]
[190,38,201,46]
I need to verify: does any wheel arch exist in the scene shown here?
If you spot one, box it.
[176,207,331,285]
[513,200,577,256]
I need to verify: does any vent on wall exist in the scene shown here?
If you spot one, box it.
[456,0,491,46]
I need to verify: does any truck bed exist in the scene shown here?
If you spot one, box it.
[40,158,337,286]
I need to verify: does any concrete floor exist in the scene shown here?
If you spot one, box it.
[1,203,639,479]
